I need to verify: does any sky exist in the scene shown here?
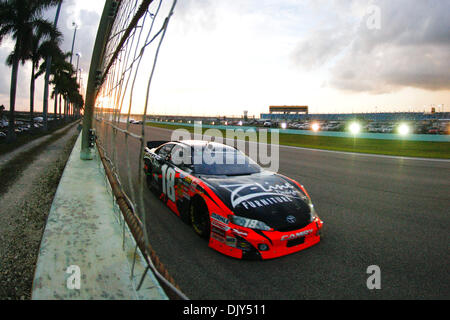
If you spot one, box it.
[1,0,449,117]
[0,0,104,114]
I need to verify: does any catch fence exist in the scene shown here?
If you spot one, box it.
[81,0,186,300]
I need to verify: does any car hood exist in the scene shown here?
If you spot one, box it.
[200,172,312,231]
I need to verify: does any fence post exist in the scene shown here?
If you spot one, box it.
[80,0,115,160]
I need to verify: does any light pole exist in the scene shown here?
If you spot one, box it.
[75,53,81,75]
[67,23,78,119]
[70,22,78,65]
[76,68,83,118]
[74,51,82,118]
[75,52,81,83]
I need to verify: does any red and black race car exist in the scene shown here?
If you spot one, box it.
[143,140,323,260]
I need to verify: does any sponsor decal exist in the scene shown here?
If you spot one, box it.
[176,185,184,198]
[189,179,199,192]
[286,215,296,224]
[211,232,225,243]
[211,213,230,225]
[211,220,231,231]
[281,229,313,241]
[226,236,237,247]
[236,240,252,251]
[180,179,190,188]
[211,226,226,237]
[182,189,191,199]
[219,182,300,209]
[231,228,248,237]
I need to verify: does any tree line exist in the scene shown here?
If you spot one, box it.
[0,0,85,143]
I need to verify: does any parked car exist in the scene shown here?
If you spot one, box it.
[382,125,394,133]
[427,127,440,134]
[327,122,343,131]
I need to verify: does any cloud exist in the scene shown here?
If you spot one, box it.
[52,1,103,76]
[330,42,450,93]
[0,1,104,111]
[290,28,352,71]
[172,0,217,33]
[291,0,450,93]
[1,0,447,115]
[0,42,32,105]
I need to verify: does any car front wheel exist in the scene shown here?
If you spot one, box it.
[190,197,210,239]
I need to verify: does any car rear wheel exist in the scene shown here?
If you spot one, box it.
[190,197,210,239]
[144,162,157,192]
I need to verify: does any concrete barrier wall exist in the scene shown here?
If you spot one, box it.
[32,132,168,300]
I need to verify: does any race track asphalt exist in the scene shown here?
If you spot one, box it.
[107,123,450,299]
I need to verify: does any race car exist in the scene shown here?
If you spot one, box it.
[143,140,323,260]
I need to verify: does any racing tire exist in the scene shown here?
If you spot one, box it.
[179,205,191,225]
[144,162,157,192]
[146,173,152,189]
[190,197,210,239]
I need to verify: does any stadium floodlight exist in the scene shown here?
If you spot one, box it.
[349,122,361,135]
[311,123,320,132]
[398,123,410,135]
[281,122,287,129]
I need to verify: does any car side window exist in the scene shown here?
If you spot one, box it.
[156,144,174,159]
[170,145,192,170]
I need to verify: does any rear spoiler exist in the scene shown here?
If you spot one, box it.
[146,141,169,149]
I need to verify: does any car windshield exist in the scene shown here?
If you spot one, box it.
[190,146,261,176]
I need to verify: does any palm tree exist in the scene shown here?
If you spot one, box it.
[36,47,83,123]
[42,0,62,131]
[65,73,83,119]
[35,44,68,122]
[47,52,73,121]
[29,23,61,128]
[0,0,61,142]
